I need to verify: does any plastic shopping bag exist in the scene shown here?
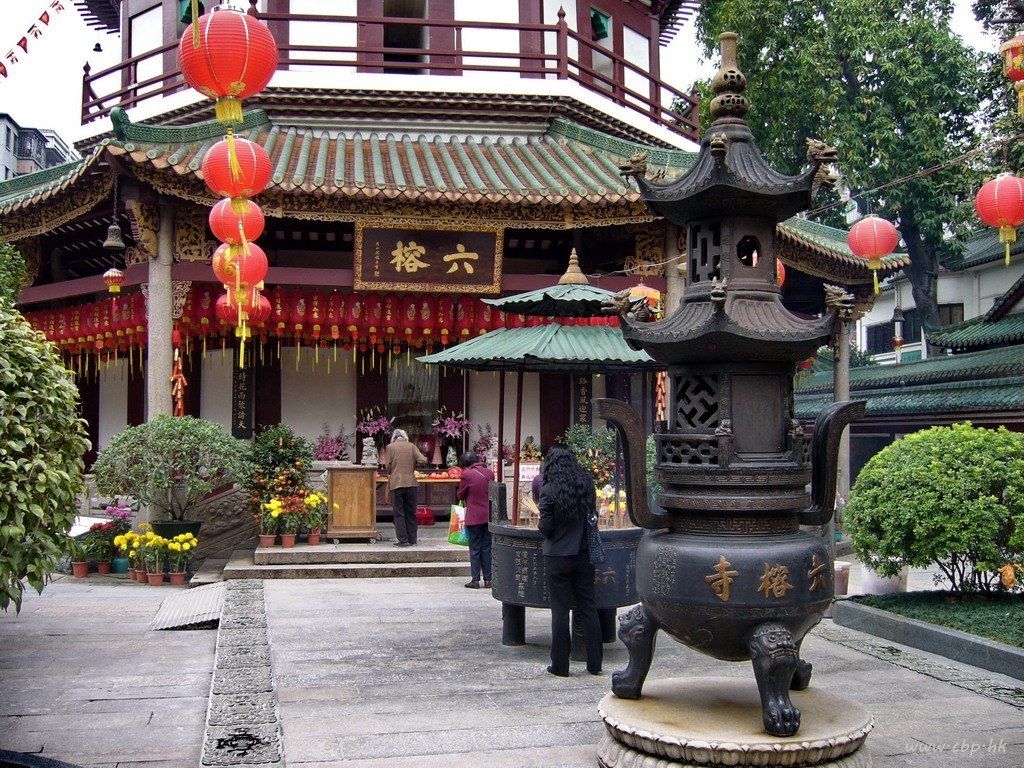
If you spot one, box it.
[448,503,468,546]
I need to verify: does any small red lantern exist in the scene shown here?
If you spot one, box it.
[892,335,904,350]
[975,172,1024,266]
[209,197,265,245]
[455,296,476,337]
[345,293,364,341]
[418,294,437,340]
[268,286,290,335]
[363,292,383,342]
[309,290,327,340]
[178,6,278,125]
[775,259,786,287]
[1001,33,1024,117]
[400,295,418,339]
[326,291,345,340]
[103,267,125,294]
[381,294,399,337]
[202,137,272,201]
[289,290,308,336]
[215,293,235,325]
[848,214,899,294]
[436,296,455,343]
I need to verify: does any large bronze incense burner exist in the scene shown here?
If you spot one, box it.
[595,33,863,738]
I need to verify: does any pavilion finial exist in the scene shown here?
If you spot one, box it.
[558,248,590,285]
[709,32,749,121]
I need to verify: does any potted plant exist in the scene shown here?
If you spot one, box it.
[68,539,89,579]
[242,423,314,524]
[313,423,350,463]
[138,530,168,585]
[104,500,134,573]
[92,415,247,538]
[114,531,141,578]
[269,496,304,548]
[255,504,279,547]
[166,532,198,585]
[303,491,329,544]
[82,524,116,574]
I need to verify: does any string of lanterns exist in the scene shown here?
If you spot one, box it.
[178,2,278,365]
[24,288,622,372]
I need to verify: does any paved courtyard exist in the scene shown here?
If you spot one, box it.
[0,566,1022,767]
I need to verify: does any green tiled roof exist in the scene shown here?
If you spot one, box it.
[940,225,1024,271]
[928,312,1024,351]
[418,323,663,373]
[778,217,910,273]
[795,345,1024,417]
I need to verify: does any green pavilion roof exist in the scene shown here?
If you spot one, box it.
[418,324,662,373]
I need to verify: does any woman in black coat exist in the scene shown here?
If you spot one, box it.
[536,444,602,676]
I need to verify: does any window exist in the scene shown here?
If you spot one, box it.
[864,303,962,355]
[382,0,426,74]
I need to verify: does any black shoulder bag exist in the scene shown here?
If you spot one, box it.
[587,512,607,564]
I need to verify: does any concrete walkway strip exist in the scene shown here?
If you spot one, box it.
[201,580,285,767]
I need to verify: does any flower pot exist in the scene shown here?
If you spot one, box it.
[147,572,165,586]
[95,561,112,575]
[168,571,187,586]
[280,533,297,548]
[71,561,89,578]
[135,568,149,583]
[306,530,321,546]
[112,557,130,574]
[858,562,909,595]
[259,534,277,548]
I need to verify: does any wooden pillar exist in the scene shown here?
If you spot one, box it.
[146,203,174,420]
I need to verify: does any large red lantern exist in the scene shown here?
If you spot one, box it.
[209,197,265,245]
[212,242,269,288]
[975,172,1024,266]
[202,137,272,201]
[1001,34,1024,117]
[178,6,278,125]
[847,214,899,294]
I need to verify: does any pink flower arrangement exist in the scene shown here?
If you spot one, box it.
[433,406,471,440]
[313,423,350,461]
[355,407,394,439]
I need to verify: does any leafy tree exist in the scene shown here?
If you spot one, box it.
[695,0,987,338]
[0,299,90,612]
[241,423,314,516]
[846,423,1024,592]
[92,415,248,521]
[0,240,26,305]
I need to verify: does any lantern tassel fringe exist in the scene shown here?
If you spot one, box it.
[1000,225,1017,267]
[216,97,245,127]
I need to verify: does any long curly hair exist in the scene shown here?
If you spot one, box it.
[540,444,595,522]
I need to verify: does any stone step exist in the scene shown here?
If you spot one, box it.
[223,551,472,580]
[253,543,470,565]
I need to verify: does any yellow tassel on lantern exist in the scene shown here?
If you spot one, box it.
[191,0,200,48]
[225,129,245,185]
[217,97,245,126]
[1016,81,1024,120]
[1000,224,1017,267]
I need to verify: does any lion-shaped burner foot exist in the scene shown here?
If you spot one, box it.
[611,604,660,700]
[748,622,801,737]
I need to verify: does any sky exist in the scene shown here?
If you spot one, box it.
[0,0,1002,152]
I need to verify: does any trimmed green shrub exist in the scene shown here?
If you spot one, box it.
[1,299,90,612]
[846,422,1024,593]
[92,415,247,521]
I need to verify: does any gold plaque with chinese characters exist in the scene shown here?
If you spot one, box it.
[354,223,503,294]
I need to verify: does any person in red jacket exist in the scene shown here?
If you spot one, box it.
[456,451,495,589]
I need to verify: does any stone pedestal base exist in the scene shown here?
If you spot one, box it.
[598,677,873,767]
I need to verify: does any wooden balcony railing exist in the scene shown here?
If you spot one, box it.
[81,8,699,142]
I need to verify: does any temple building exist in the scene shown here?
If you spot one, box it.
[3,1,891,468]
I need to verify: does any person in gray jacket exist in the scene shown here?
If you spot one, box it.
[537,445,602,677]
[384,429,427,547]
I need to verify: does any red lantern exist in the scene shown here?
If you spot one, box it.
[975,172,1024,266]
[209,197,265,245]
[345,293,364,340]
[326,291,345,340]
[381,294,399,337]
[506,312,525,329]
[289,289,308,336]
[268,286,290,335]
[195,284,218,337]
[178,6,278,125]
[1001,33,1024,117]
[400,295,418,338]
[364,292,383,342]
[248,293,272,327]
[309,290,327,339]
[436,296,455,343]
[848,214,898,294]
[103,267,125,294]
[212,242,269,289]
[418,294,437,340]
[215,293,235,325]
[776,259,786,287]
[454,296,476,337]
[202,137,272,200]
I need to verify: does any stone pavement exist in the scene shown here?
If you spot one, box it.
[1,562,1023,767]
